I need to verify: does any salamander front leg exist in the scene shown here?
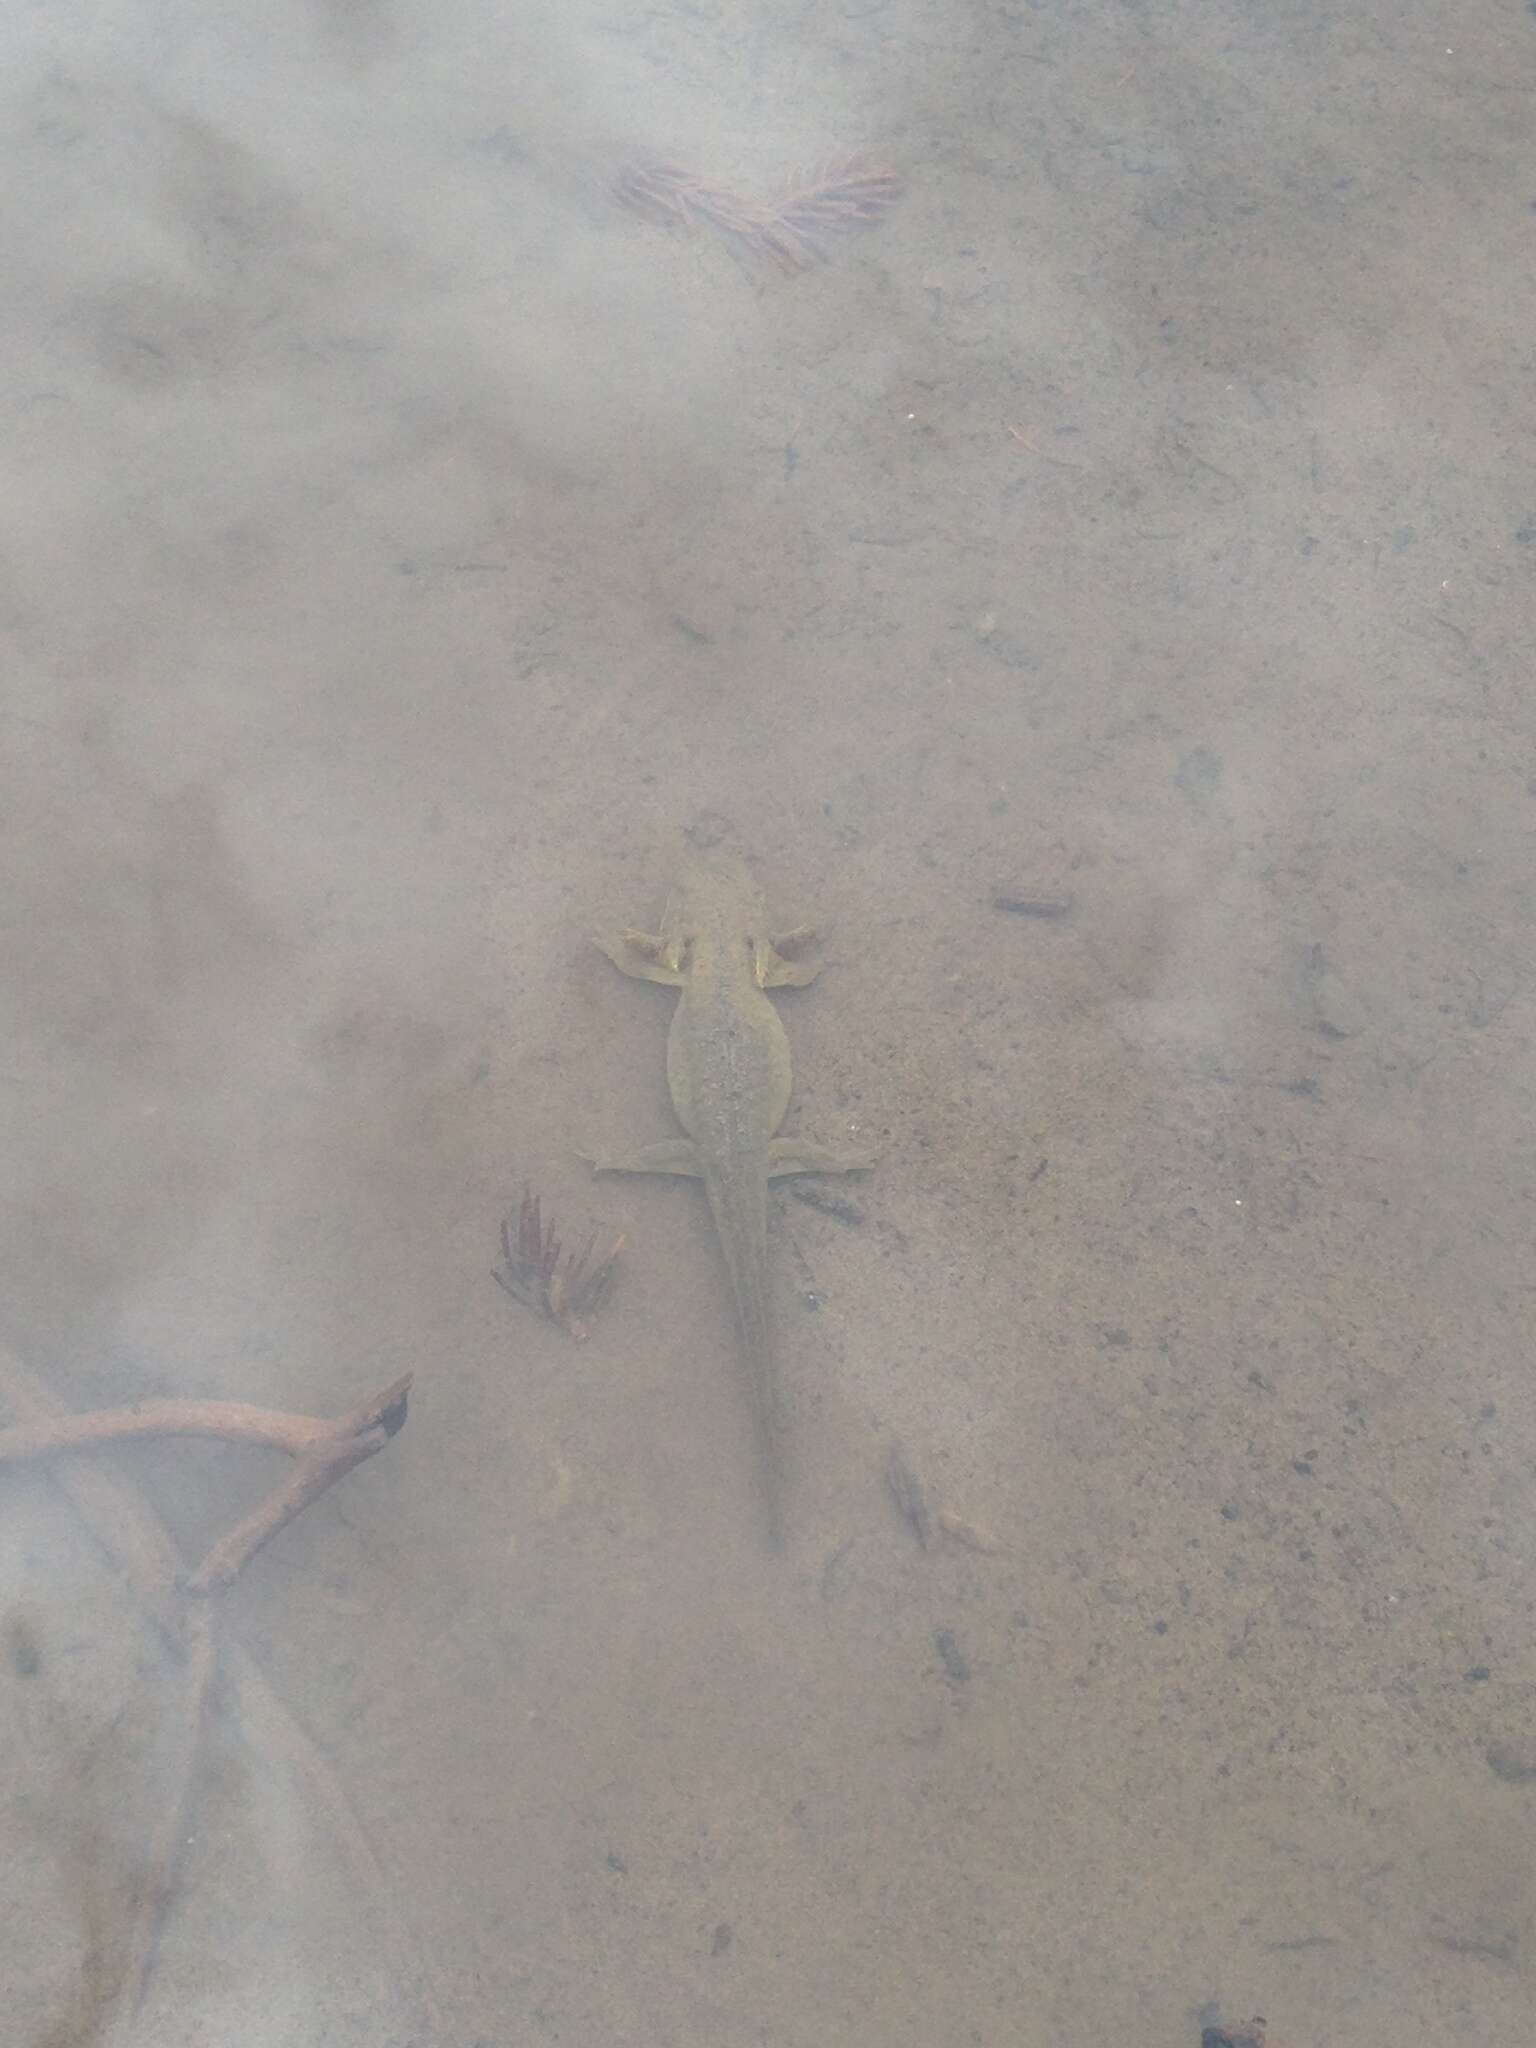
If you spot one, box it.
[755,931,822,989]
[592,930,686,985]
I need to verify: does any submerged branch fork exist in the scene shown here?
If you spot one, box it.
[186,1416,399,1596]
[0,1346,420,2033]
[0,1373,412,1467]
[0,1367,412,1602]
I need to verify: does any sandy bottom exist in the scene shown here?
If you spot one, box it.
[3,3,1533,2043]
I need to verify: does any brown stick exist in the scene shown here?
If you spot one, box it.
[226,1634,442,2037]
[0,1343,189,1653]
[187,1426,389,1595]
[111,1597,220,2028]
[0,1343,436,2036]
[317,1372,413,1444]
[0,1374,413,1466]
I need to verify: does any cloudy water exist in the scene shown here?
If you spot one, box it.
[2,3,1533,2043]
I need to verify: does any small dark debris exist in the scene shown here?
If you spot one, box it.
[670,613,712,646]
[1201,2025,1265,2048]
[606,1851,628,1873]
[977,633,1040,672]
[819,1538,855,1603]
[1220,1503,1241,1521]
[1292,1459,1313,1476]
[932,1627,970,1686]
[1101,1327,1132,1349]
[992,893,1074,920]
[710,1922,733,1956]
[476,127,530,166]
[5,1614,41,1678]
[1487,1744,1536,1784]
[683,811,733,851]
[788,1183,866,1227]
[1152,1619,1169,1635]
[1280,1077,1319,1097]
[886,1443,933,1550]
[1430,1929,1517,1963]
[1175,746,1223,803]
[1466,1666,1491,1682]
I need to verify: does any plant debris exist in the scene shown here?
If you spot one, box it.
[932,1625,971,1686]
[613,155,902,272]
[885,1441,934,1550]
[495,1187,623,1341]
[788,1182,866,1227]
[1201,2020,1268,2048]
[936,1508,1003,1555]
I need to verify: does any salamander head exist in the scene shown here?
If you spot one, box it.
[667,850,767,946]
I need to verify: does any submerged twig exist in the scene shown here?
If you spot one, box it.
[187,1405,404,1596]
[113,1598,220,2026]
[0,1343,428,2036]
[0,1348,190,1653]
[0,1376,411,1465]
[614,154,902,272]
[495,1187,623,1340]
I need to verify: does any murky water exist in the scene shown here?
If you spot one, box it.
[3,3,1532,2042]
